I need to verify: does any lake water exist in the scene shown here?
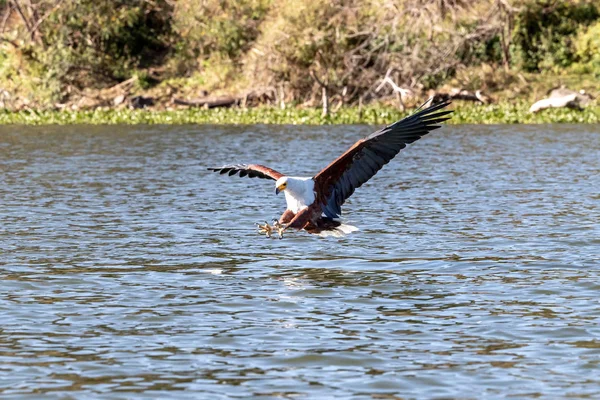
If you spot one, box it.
[1,123,599,399]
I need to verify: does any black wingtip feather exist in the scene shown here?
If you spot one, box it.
[320,98,452,219]
[421,99,452,113]
[207,163,281,181]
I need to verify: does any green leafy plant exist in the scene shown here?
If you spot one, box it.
[1,102,598,125]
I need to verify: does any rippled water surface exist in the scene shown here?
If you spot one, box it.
[1,124,600,399]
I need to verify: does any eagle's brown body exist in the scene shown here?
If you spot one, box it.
[277,205,343,235]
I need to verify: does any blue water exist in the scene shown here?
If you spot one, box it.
[1,124,599,399]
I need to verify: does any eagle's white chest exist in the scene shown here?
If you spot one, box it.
[283,177,316,213]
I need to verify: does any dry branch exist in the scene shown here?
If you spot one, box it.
[375,68,414,111]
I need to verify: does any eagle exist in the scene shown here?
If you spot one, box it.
[208,100,452,238]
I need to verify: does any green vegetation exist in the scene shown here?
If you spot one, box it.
[1,102,598,125]
[511,1,599,72]
[572,20,600,75]
[1,0,599,123]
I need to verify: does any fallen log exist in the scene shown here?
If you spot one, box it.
[173,96,239,108]
[429,88,493,105]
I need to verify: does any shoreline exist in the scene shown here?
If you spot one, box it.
[0,102,599,125]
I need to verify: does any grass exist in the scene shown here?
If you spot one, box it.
[0,101,599,125]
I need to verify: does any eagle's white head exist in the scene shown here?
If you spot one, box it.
[274,176,316,214]
[275,177,288,195]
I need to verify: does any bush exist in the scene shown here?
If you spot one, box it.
[172,0,270,65]
[573,21,600,75]
[510,0,599,72]
[244,0,375,101]
[243,0,501,103]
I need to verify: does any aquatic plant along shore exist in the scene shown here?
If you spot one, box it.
[0,102,598,125]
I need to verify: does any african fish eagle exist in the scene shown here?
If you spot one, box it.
[208,100,452,238]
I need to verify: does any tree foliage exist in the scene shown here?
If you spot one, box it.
[37,0,173,85]
[510,0,599,72]
[0,0,599,108]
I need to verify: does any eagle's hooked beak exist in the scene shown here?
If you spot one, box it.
[275,184,285,195]
[275,187,280,195]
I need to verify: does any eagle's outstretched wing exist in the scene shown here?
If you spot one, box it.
[313,100,452,218]
[207,164,284,181]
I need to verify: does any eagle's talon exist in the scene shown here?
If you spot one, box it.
[272,220,286,239]
[256,221,274,238]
